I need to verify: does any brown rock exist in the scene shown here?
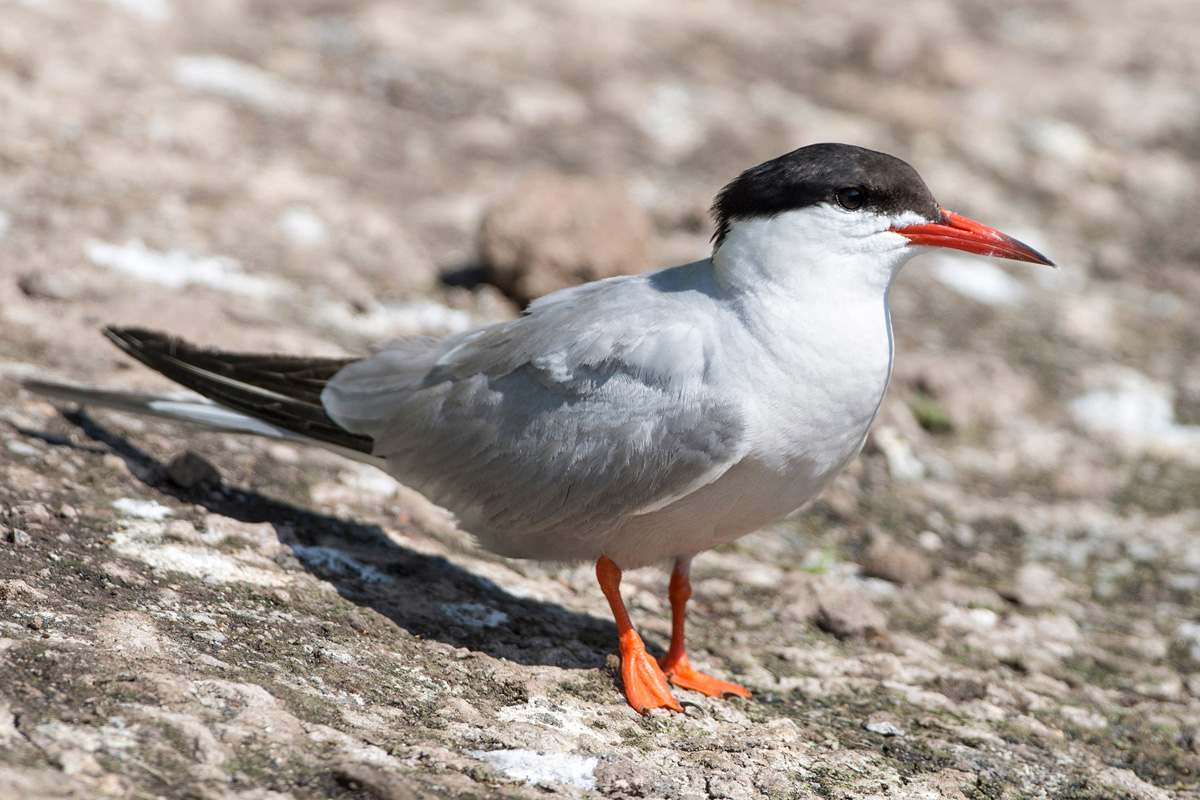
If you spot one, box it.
[860,539,934,586]
[479,174,652,303]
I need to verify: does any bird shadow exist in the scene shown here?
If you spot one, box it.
[38,410,626,672]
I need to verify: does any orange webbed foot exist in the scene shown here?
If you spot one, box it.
[596,556,684,714]
[659,651,752,700]
[620,633,683,714]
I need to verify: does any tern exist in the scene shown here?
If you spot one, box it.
[28,143,1053,714]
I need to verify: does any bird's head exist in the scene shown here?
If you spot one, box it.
[710,143,1053,294]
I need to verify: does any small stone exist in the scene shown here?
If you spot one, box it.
[1068,365,1186,450]
[6,439,42,458]
[57,504,78,521]
[22,503,51,523]
[479,174,652,303]
[604,653,622,679]
[167,451,222,490]
[863,712,904,736]
[917,530,943,551]
[811,578,889,639]
[102,453,127,472]
[873,426,925,482]
[860,539,933,586]
[11,529,32,547]
[1003,563,1066,608]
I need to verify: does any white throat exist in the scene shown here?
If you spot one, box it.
[712,204,926,300]
[705,204,922,490]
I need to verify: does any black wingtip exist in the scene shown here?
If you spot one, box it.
[103,326,171,353]
[97,325,375,455]
[102,324,134,343]
[101,324,127,349]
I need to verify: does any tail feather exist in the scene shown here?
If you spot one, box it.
[23,380,315,440]
[35,327,377,455]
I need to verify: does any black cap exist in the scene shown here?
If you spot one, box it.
[711,143,941,247]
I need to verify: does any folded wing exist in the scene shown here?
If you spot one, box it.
[323,267,748,541]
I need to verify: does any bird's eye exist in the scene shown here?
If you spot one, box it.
[835,187,866,211]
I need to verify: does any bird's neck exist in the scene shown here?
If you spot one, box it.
[708,213,903,397]
[711,210,911,301]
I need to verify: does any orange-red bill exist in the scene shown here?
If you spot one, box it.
[894,207,1055,266]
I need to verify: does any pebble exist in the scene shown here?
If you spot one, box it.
[917,530,943,551]
[859,539,933,586]
[953,523,977,548]
[6,439,41,458]
[172,55,310,116]
[22,503,51,524]
[939,607,999,633]
[167,451,222,490]
[811,579,888,639]
[863,712,904,737]
[1004,563,1066,608]
[874,426,925,482]
[1176,621,1200,662]
[479,174,652,303]
[102,453,128,472]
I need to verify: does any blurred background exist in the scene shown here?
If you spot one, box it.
[3,0,1200,796]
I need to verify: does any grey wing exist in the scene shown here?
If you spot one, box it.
[321,271,747,542]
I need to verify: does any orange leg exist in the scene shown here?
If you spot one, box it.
[658,557,752,700]
[596,556,682,714]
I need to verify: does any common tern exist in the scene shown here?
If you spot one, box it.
[28,143,1053,714]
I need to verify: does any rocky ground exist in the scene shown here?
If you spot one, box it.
[3,0,1200,798]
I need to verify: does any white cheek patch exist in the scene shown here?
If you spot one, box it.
[886,209,930,229]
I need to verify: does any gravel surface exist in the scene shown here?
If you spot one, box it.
[3,1,1200,798]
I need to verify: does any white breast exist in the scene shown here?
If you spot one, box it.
[589,291,895,568]
[594,208,908,568]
